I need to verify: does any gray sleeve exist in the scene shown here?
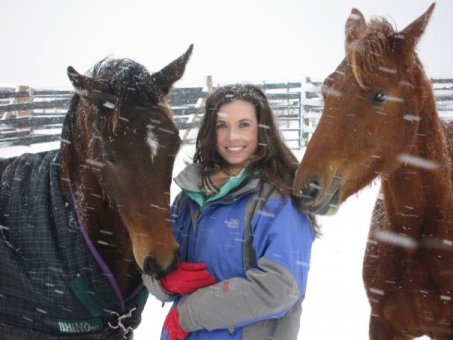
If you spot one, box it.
[141,274,174,302]
[177,257,301,332]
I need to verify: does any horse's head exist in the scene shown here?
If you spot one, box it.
[294,4,435,215]
[61,46,193,278]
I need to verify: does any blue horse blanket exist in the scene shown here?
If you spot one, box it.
[0,151,148,339]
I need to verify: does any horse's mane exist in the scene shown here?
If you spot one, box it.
[346,17,396,88]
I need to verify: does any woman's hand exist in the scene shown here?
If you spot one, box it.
[160,262,215,295]
[164,307,188,340]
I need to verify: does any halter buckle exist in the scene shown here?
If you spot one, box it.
[108,307,137,339]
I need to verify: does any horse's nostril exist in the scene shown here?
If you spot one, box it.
[143,255,167,280]
[143,250,180,280]
[143,255,160,277]
[298,179,321,204]
[307,180,321,197]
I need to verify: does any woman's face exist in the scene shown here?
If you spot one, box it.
[215,100,258,165]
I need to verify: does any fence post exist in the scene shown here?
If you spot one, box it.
[206,75,213,91]
[301,77,311,146]
[15,85,34,117]
[298,80,303,149]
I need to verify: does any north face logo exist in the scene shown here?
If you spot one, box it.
[224,219,240,229]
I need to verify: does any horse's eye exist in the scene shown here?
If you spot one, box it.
[372,92,386,104]
[103,145,116,163]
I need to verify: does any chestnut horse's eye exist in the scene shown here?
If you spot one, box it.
[372,92,386,104]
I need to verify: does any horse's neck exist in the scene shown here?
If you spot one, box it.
[71,173,141,298]
[383,104,453,239]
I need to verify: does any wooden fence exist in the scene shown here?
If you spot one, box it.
[0,79,304,150]
[1,78,453,153]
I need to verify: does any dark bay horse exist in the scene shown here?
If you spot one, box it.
[293,4,453,339]
[0,45,192,339]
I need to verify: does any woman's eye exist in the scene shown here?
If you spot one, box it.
[372,92,386,104]
[216,123,227,129]
[239,121,250,128]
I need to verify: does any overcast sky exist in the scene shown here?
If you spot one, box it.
[1,0,452,88]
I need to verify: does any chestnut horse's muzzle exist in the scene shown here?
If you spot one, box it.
[294,176,342,215]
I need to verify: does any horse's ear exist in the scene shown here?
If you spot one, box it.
[67,66,91,95]
[67,66,105,98]
[399,3,435,54]
[152,44,193,96]
[345,8,366,47]
[67,66,116,104]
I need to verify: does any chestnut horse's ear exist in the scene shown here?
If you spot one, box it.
[399,3,435,54]
[152,44,193,96]
[345,8,366,47]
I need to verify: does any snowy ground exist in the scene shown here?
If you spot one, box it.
[0,143,428,339]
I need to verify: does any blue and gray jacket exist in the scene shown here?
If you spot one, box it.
[144,163,315,340]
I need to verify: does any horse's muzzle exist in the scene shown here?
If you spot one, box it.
[293,178,321,205]
[143,249,180,280]
[293,176,342,215]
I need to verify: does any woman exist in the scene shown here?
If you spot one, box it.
[143,84,315,340]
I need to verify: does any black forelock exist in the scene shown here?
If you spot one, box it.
[88,57,156,104]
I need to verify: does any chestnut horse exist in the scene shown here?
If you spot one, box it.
[293,4,453,339]
[0,46,191,338]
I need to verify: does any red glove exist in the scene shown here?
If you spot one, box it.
[164,307,188,340]
[160,262,215,295]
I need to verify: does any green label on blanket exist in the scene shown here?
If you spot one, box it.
[57,318,103,334]
[69,276,106,317]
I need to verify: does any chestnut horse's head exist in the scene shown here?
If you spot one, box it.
[294,5,435,215]
[61,46,192,278]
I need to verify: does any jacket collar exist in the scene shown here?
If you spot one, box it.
[174,164,261,208]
